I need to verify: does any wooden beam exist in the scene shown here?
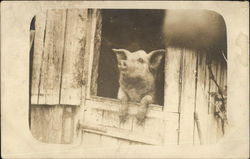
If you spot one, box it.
[60,9,88,105]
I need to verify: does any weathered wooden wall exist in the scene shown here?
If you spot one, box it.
[30,9,89,144]
[30,105,76,144]
[80,98,179,146]
[165,48,227,145]
[30,9,227,146]
[31,9,88,105]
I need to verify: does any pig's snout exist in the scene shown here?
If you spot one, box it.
[118,60,127,70]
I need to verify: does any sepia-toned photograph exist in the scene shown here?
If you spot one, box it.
[29,8,227,145]
[1,1,249,158]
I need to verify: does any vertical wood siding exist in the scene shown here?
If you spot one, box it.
[178,49,197,144]
[30,105,75,143]
[30,9,227,145]
[30,9,89,144]
[31,9,88,105]
[60,9,88,105]
[38,10,67,104]
[31,11,46,104]
[165,48,227,145]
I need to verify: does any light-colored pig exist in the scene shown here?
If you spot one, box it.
[113,48,165,124]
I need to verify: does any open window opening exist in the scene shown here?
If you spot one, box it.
[95,9,166,106]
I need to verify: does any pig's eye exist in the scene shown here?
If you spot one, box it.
[137,58,144,63]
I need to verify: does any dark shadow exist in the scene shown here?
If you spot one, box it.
[29,16,36,129]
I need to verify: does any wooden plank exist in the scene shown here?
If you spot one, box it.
[43,105,64,143]
[85,99,165,119]
[60,9,88,105]
[83,104,174,145]
[31,11,46,104]
[202,56,211,144]
[178,49,197,145]
[38,9,67,104]
[72,9,93,144]
[81,104,103,145]
[222,64,228,134]
[86,9,102,98]
[30,105,64,143]
[163,47,182,145]
[72,9,102,145]
[80,104,178,145]
[163,113,179,145]
[207,60,219,144]
[90,9,102,96]
[61,107,74,144]
[81,122,159,145]
[193,53,209,145]
[30,105,46,142]
[164,47,182,112]
[215,62,225,141]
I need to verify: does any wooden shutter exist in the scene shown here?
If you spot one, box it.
[30,9,89,144]
[31,9,88,105]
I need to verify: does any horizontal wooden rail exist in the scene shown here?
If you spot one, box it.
[85,97,179,120]
[80,122,159,145]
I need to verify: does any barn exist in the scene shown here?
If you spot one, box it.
[30,9,227,146]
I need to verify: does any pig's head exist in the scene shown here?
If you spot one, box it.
[113,49,165,79]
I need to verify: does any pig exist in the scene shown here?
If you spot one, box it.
[113,48,165,124]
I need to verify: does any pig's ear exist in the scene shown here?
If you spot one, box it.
[112,49,130,61]
[149,49,165,71]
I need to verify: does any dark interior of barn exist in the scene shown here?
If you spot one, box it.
[97,9,165,105]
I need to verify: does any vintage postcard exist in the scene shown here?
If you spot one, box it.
[1,1,249,158]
